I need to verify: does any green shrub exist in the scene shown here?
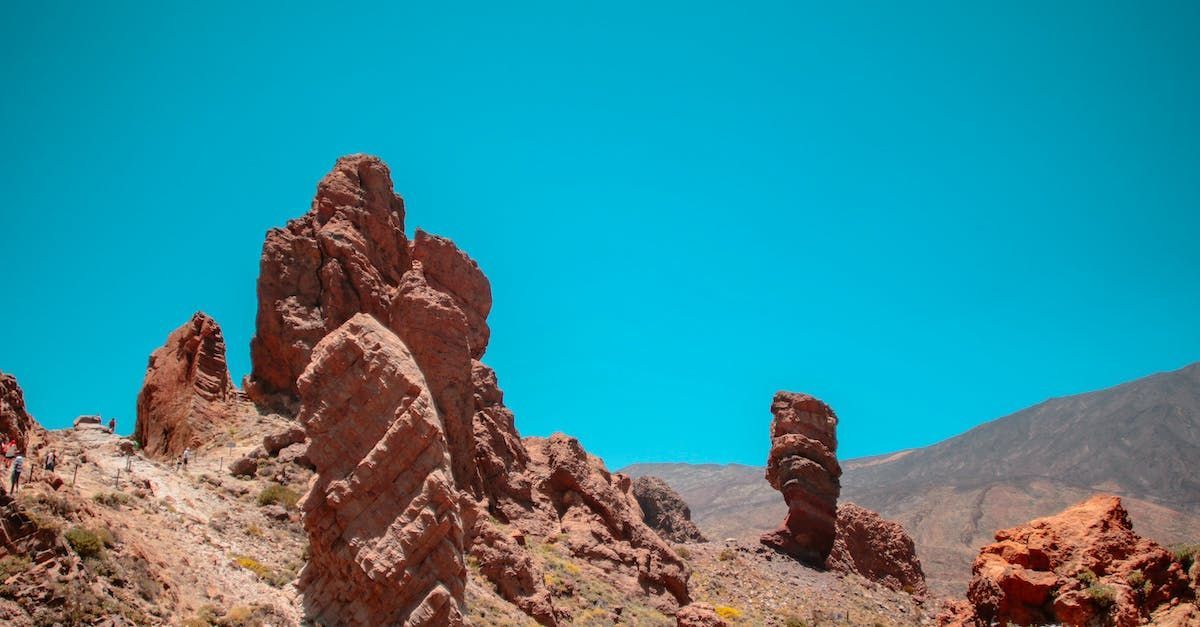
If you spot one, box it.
[783,617,808,627]
[64,527,106,560]
[1126,569,1145,590]
[1076,568,1098,585]
[1086,583,1117,609]
[92,492,133,508]
[718,547,736,562]
[674,545,692,560]
[0,555,31,581]
[232,555,291,588]
[256,484,300,509]
[1171,543,1200,571]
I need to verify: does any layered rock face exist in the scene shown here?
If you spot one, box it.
[265,156,689,625]
[633,476,707,544]
[297,314,466,626]
[133,312,235,458]
[962,495,1190,627]
[0,372,37,452]
[760,391,841,566]
[247,155,489,488]
[827,503,926,596]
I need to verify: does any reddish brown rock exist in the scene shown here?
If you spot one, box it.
[133,312,235,459]
[297,314,466,626]
[632,476,707,544]
[964,495,1190,627]
[525,434,691,612]
[247,155,409,412]
[0,372,37,452]
[826,502,927,597]
[760,391,841,566]
[262,426,305,456]
[462,499,559,625]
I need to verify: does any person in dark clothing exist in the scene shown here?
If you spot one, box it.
[108,418,116,434]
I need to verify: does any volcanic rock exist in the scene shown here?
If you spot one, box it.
[262,426,305,456]
[73,415,102,428]
[296,314,466,626]
[632,476,706,544]
[963,495,1190,627]
[247,155,409,412]
[760,391,841,566]
[133,312,235,459]
[0,372,37,452]
[525,434,691,611]
[826,503,926,597]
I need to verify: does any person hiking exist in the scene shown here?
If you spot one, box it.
[108,418,116,434]
[10,453,23,494]
[44,450,56,472]
[182,448,192,469]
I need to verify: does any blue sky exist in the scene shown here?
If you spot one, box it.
[1,1,1198,470]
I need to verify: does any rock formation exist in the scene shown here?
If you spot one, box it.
[0,372,37,452]
[760,391,841,566]
[252,155,691,625]
[675,602,729,626]
[297,314,466,626]
[960,495,1190,626]
[133,312,235,458]
[633,476,706,544]
[827,503,926,596]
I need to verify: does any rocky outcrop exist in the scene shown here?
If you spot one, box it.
[296,314,466,627]
[253,155,691,625]
[133,312,235,459]
[961,495,1190,627]
[525,434,691,612]
[760,391,841,566]
[0,372,37,451]
[827,503,926,596]
[633,476,706,544]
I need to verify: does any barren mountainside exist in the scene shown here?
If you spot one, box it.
[624,362,1200,597]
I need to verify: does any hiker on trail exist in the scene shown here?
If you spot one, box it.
[10,453,23,494]
[44,450,56,472]
[108,418,116,434]
[182,448,192,469]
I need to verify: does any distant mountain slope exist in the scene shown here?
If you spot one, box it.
[622,362,1200,598]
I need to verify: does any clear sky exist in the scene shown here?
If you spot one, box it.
[2,1,1198,470]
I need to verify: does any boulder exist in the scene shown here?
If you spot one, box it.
[297,314,466,626]
[276,442,313,470]
[262,427,305,456]
[73,415,102,428]
[133,312,235,459]
[228,456,258,478]
[632,476,707,544]
[760,392,841,566]
[826,503,926,597]
[963,495,1190,627]
[0,372,38,452]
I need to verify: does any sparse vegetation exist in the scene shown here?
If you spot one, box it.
[674,545,692,560]
[1076,568,1098,585]
[256,484,300,509]
[718,547,736,561]
[92,491,133,508]
[714,604,743,619]
[232,555,291,588]
[782,617,808,627]
[1171,543,1199,572]
[245,522,264,538]
[1086,583,1117,610]
[64,526,106,560]
[1126,568,1145,592]
[0,555,31,581]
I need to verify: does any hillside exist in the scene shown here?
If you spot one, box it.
[623,362,1200,597]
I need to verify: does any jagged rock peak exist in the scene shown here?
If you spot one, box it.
[133,311,235,459]
[0,371,38,452]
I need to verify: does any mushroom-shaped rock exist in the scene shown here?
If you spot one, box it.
[297,314,466,627]
[133,312,236,459]
[760,391,841,566]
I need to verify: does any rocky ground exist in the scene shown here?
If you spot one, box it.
[0,408,309,626]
